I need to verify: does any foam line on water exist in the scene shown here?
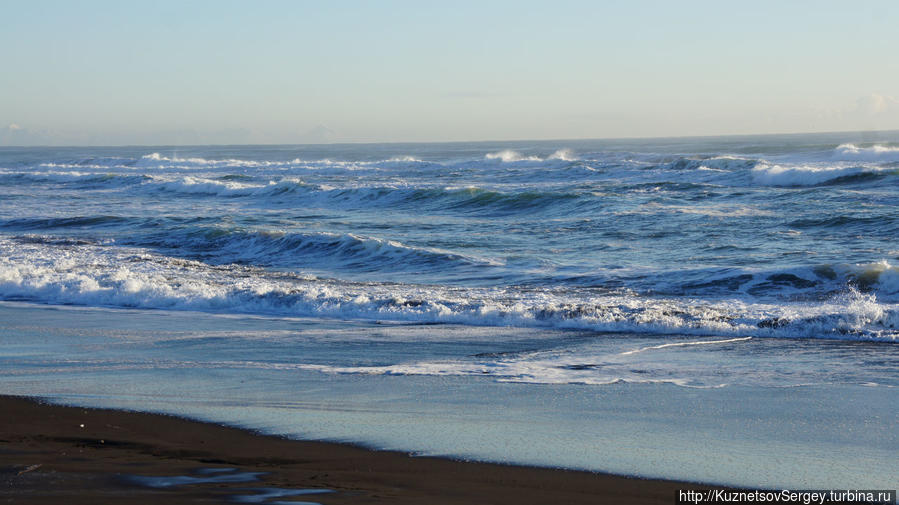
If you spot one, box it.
[618,337,753,356]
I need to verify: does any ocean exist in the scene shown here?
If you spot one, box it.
[1,132,897,489]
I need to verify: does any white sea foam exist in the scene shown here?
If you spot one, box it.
[484,149,579,163]
[0,238,896,342]
[135,153,432,172]
[833,143,899,162]
[150,176,265,195]
[615,203,775,218]
[618,337,753,356]
[138,152,264,168]
[547,149,578,161]
[485,150,542,162]
[284,360,708,387]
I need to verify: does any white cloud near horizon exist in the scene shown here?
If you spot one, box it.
[855,94,899,117]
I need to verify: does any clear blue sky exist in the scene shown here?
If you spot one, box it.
[2,0,898,145]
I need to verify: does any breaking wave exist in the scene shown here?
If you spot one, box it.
[484,149,579,163]
[751,162,895,186]
[0,239,896,342]
[0,170,149,187]
[833,143,899,162]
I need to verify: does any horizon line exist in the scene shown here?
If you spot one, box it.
[2,127,898,149]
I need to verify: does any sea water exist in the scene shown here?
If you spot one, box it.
[0,132,897,488]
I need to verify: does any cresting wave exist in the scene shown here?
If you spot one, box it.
[484,149,578,162]
[135,152,435,171]
[649,262,899,301]
[0,170,150,187]
[833,143,899,162]
[0,238,896,342]
[147,175,318,197]
[750,162,897,186]
[130,227,503,273]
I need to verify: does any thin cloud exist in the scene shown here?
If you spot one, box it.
[854,93,899,118]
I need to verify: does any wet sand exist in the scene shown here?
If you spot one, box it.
[0,395,691,504]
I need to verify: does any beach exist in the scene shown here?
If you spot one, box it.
[1,395,686,504]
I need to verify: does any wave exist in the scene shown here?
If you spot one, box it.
[139,177,584,214]
[24,151,898,195]
[751,162,894,186]
[0,170,149,187]
[0,167,591,216]
[135,152,438,172]
[657,261,899,301]
[0,169,326,198]
[484,149,579,163]
[130,227,502,273]
[146,175,322,197]
[549,261,899,306]
[485,150,542,162]
[0,216,215,235]
[415,186,583,214]
[653,156,757,172]
[137,152,265,168]
[548,149,578,161]
[137,176,587,214]
[133,149,581,172]
[0,238,897,342]
[833,143,899,163]
[0,215,135,230]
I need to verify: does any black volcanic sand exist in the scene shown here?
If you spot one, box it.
[0,395,695,504]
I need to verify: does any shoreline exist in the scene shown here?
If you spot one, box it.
[1,394,691,504]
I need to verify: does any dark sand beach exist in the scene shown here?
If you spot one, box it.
[1,395,689,504]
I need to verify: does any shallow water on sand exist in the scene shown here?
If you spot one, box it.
[1,302,896,489]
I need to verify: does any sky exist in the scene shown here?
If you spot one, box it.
[2,0,898,145]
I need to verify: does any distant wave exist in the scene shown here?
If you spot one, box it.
[0,167,593,216]
[833,143,899,162]
[548,149,577,161]
[135,152,436,171]
[0,170,149,187]
[484,149,579,163]
[653,156,757,172]
[413,186,583,214]
[146,175,320,197]
[485,150,542,162]
[15,151,898,195]
[0,238,897,342]
[141,177,585,214]
[750,162,895,186]
[137,152,264,168]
